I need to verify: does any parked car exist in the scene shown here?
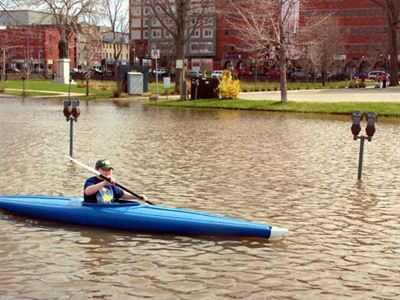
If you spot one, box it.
[7,67,20,73]
[265,70,280,80]
[153,68,167,75]
[70,68,79,75]
[368,70,388,81]
[188,70,202,77]
[91,68,103,74]
[290,71,311,81]
[327,71,349,81]
[238,69,253,77]
[211,70,223,78]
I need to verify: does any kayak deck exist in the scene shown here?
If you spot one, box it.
[0,195,288,239]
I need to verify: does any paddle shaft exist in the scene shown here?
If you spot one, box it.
[67,156,154,205]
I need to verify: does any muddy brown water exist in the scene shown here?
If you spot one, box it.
[0,97,399,299]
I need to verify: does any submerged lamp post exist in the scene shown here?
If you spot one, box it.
[63,95,80,157]
[351,111,378,180]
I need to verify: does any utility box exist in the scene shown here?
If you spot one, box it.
[127,72,144,94]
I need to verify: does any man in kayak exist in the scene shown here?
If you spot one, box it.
[84,159,147,204]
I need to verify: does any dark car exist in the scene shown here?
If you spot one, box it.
[291,71,311,81]
[265,70,280,80]
[238,69,253,77]
[328,72,349,81]
[6,67,20,73]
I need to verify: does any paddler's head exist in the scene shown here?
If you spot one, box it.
[95,159,114,176]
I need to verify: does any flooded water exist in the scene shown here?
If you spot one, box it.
[0,97,399,299]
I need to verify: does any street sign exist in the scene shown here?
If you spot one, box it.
[151,49,160,59]
[176,59,183,69]
[163,77,171,88]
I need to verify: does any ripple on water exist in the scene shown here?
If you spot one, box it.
[0,99,399,299]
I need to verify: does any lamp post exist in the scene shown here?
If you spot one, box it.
[351,111,378,180]
[2,48,5,81]
[0,26,5,81]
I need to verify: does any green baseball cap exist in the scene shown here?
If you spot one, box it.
[95,159,113,170]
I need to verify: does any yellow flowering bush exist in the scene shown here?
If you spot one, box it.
[217,70,241,99]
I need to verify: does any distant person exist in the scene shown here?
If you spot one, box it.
[375,76,381,88]
[84,159,147,204]
[381,73,387,88]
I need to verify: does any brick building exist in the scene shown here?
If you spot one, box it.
[301,0,396,76]
[129,0,396,76]
[0,10,77,77]
[0,10,129,78]
[0,26,75,77]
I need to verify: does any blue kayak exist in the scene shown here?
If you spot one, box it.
[0,195,288,239]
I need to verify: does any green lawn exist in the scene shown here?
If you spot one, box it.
[145,99,400,117]
[0,79,117,99]
[1,79,399,117]
[239,80,374,91]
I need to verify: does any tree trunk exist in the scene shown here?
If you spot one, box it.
[384,0,399,86]
[279,1,287,103]
[86,72,90,96]
[387,17,399,86]
[175,33,186,100]
[279,48,288,103]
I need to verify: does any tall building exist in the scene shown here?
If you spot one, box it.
[301,0,393,75]
[129,0,396,75]
[129,0,218,71]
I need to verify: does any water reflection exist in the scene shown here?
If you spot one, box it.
[0,96,399,299]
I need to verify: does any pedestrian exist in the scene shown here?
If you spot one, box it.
[375,75,381,88]
[83,159,147,204]
[381,73,387,88]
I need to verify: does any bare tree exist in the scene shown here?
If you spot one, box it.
[146,0,211,99]
[100,0,129,78]
[300,16,343,85]
[369,0,399,86]
[16,0,95,59]
[224,0,302,103]
[77,12,103,95]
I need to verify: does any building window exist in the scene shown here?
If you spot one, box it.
[191,29,200,38]
[203,29,213,38]
[190,41,213,54]
[132,18,141,28]
[132,7,141,16]
[131,30,141,39]
[152,29,161,38]
[204,17,215,25]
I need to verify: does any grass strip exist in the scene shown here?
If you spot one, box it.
[145,99,400,117]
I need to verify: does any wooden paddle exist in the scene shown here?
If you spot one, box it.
[67,156,154,205]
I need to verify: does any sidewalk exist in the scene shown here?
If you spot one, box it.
[3,88,85,98]
[3,86,399,103]
[239,86,400,103]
